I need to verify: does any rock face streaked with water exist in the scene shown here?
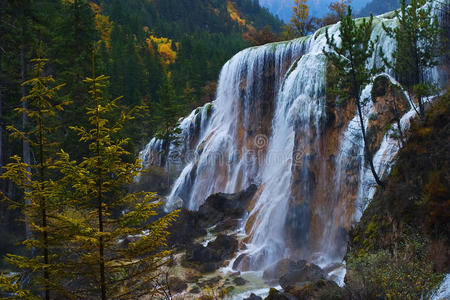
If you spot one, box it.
[139,4,444,275]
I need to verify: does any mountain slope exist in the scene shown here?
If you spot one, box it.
[258,0,372,21]
[357,0,401,17]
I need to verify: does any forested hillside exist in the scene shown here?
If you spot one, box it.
[0,0,282,269]
[0,0,283,152]
[357,0,401,16]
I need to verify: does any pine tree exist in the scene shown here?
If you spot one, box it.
[51,0,98,161]
[0,58,68,300]
[181,81,197,112]
[324,7,384,187]
[382,0,441,119]
[53,56,178,299]
[153,76,182,165]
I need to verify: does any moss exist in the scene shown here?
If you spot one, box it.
[314,24,333,39]
[417,127,433,137]
[205,103,213,117]
[285,56,302,79]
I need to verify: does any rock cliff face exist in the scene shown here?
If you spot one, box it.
[140,3,444,273]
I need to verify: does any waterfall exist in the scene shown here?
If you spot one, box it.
[139,1,443,273]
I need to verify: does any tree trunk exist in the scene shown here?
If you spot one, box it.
[393,97,405,147]
[21,49,32,239]
[93,59,107,300]
[38,112,50,300]
[0,48,3,177]
[349,62,384,187]
[356,97,385,187]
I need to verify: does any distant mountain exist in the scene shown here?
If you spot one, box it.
[357,0,401,17]
[258,0,372,21]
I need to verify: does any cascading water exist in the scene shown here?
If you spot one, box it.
[139,1,444,276]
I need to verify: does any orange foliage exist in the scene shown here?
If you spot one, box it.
[95,14,113,49]
[291,0,309,36]
[145,35,178,66]
[227,1,246,27]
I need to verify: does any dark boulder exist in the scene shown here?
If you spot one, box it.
[168,209,206,248]
[208,234,239,260]
[286,279,346,300]
[264,288,294,300]
[184,235,238,273]
[168,185,257,249]
[167,276,187,293]
[263,258,298,282]
[232,276,248,286]
[185,243,221,263]
[244,293,263,300]
[279,260,326,292]
[197,184,258,229]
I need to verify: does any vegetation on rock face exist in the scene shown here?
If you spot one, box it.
[346,92,450,299]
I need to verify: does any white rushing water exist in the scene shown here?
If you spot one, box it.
[434,274,450,300]
[139,1,444,277]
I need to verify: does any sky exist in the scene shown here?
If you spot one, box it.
[258,0,373,21]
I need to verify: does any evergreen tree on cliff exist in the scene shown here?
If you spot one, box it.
[382,0,441,120]
[323,7,384,187]
[153,76,182,165]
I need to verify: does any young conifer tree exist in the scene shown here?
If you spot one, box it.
[323,7,384,187]
[54,54,179,299]
[382,0,441,119]
[0,57,69,299]
[152,76,182,166]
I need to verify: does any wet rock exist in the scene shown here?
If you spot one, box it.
[198,276,222,288]
[233,253,250,271]
[214,217,239,232]
[279,260,326,292]
[264,288,294,300]
[185,243,220,263]
[285,203,312,248]
[168,210,206,249]
[323,262,343,273]
[208,234,239,260]
[184,235,238,273]
[168,276,187,293]
[200,262,219,273]
[286,279,346,300]
[168,185,257,249]
[197,184,258,229]
[244,293,263,300]
[131,165,169,194]
[232,276,248,286]
[368,75,410,154]
[263,258,297,282]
